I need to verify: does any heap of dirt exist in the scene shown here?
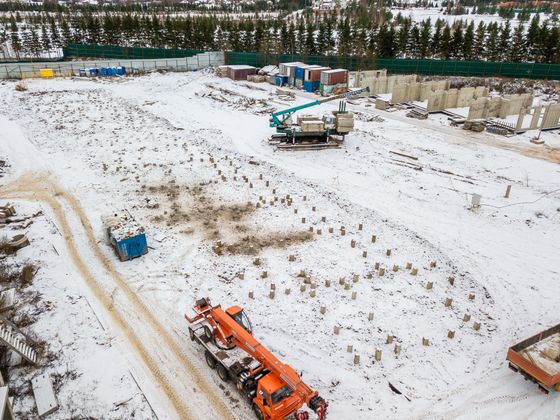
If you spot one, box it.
[215,231,313,256]
[145,181,315,254]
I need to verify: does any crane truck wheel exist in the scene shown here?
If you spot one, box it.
[252,404,264,420]
[217,364,229,382]
[204,325,214,340]
[205,350,217,369]
[188,328,195,341]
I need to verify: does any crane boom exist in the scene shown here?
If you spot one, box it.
[270,86,370,128]
[186,297,328,420]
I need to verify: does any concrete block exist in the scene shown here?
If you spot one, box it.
[457,87,475,108]
[474,86,489,99]
[542,103,560,128]
[427,90,446,112]
[31,373,58,417]
[467,97,489,120]
[407,82,421,102]
[515,108,527,131]
[376,99,389,110]
[444,89,458,109]
[487,97,502,118]
[391,84,409,103]
[530,106,542,129]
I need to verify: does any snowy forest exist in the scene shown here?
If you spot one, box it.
[0,1,559,63]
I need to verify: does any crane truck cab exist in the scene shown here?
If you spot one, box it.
[253,371,311,420]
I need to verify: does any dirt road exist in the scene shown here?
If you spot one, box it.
[0,172,235,420]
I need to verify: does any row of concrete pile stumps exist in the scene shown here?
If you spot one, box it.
[198,152,484,364]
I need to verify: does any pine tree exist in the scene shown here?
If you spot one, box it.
[485,23,500,61]
[498,20,511,61]
[450,24,463,58]
[439,24,451,59]
[396,18,410,57]
[526,15,540,60]
[419,19,431,58]
[431,18,444,53]
[407,24,420,58]
[49,17,60,48]
[9,15,21,59]
[473,21,485,59]
[509,24,526,62]
[462,21,474,60]
[40,23,51,54]
[305,21,316,55]
[60,18,72,47]
[316,22,327,55]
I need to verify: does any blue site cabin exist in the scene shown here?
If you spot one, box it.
[105,213,148,261]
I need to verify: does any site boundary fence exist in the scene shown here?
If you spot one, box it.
[0,51,224,79]
[63,44,205,60]
[225,52,560,80]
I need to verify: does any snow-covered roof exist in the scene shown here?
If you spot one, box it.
[228,65,256,70]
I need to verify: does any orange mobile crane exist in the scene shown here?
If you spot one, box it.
[185,297,328,420]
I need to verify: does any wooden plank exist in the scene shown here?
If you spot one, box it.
[390,150,419,161]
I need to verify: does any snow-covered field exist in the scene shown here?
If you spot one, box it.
[0,71,559,419]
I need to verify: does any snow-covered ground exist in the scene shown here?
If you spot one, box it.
[0,71,559,419]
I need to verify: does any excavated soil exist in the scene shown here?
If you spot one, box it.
[145,182,315,255]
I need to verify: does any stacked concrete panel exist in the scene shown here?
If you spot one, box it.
[530,106,542,129]
[487,97,503,117]
[542,103,560,128]
[457,87,475,108]
[467,98,489,120]
[391,84,409,103]
[474,86,489,99]
[444,89,459,109]
[407,82,421,101]
[427,90,447,112]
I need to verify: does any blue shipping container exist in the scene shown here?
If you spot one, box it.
[295,66,307,80]
[276,75,288,86]
[304,81,320,92]
[112,233,148,261]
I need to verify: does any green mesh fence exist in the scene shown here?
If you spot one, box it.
[63,44,205,60]
[225,52,560,80]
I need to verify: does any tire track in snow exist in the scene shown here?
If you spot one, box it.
[0,172,235,420]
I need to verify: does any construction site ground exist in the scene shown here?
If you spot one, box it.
[0,70,559,419]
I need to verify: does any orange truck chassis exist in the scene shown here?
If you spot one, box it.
[506,323,560,394]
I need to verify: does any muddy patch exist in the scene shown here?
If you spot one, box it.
[214,231,313,256]
[144,182,314,255]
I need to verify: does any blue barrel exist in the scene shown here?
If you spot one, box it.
[107,68,116,76]
[89,68,100,76]
[101,68,108,76]
[116,66,126,75]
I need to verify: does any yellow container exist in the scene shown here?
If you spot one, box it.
[39,69,55,78]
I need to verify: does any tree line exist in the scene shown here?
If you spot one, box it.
[1,8,559,64]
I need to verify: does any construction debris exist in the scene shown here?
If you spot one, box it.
[31,373,59,417]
